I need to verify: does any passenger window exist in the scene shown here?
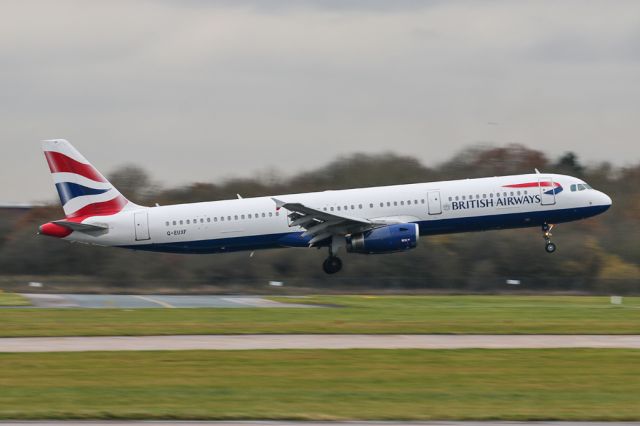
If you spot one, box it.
[248,214,252,219]
[186,220,190,224]
[359,204,363,209]
[482,194,486,198]
[344,205,348,210]
[400,201,404,205]
[330,207,334,211]
[369,203,373,208]
[394,201,398,206]
[262,213,266,217]
[517,191,521,196]
[462,196,466,200]
[207,218,210,223]
[380,202,384,207]
[407,200,411,205]
[269,212,273,217]
[337,206,341,211]
[165,221,169,226]
[221,217,225,222]
[421,199,425,204]
[351,205,355,210]
[387,202,391,207]
[276,211,280,216]
[214,217,218,222]
[200,218,204,223]
[172,220,177,226]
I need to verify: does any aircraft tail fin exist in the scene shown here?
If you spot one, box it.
[41,139,139,219]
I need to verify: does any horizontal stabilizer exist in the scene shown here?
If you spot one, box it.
[53,221,108,233]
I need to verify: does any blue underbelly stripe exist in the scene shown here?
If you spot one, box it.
[120,205,610,254]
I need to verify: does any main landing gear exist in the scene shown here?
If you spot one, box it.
[322,256,343,274]
[542,223,557,253]
[322,242,343,274]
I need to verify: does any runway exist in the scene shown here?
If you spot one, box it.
[1,334,639,352]
[18,294,316,309]
[1,422,639,426]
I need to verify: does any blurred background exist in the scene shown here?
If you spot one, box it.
[1,1,638,294]
[2,144,638,293]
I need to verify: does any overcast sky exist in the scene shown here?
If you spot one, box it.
[2,0,639,203]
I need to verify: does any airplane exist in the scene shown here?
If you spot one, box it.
[38,139,612,274]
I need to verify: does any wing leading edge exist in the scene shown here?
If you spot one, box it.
[272,198,382,246]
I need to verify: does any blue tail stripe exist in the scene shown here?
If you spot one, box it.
[55,182,110,205]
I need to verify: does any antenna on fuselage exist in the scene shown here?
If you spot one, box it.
[534,168,541,174]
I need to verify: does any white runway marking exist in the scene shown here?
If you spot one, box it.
[133,295,174,308]
[1,334,638,353]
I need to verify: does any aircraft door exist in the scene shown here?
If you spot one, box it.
[539,177,556,206]
[134,211,151,241]
[427,191,442,215]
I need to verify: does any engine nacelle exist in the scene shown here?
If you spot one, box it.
[347,223,419,254]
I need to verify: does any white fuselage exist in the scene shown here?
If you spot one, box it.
[64,173,612,254]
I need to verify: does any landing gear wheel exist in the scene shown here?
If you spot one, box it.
[322,256,343,274]
[541,223,557,253]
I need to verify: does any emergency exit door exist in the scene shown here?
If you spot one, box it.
[134,211,150,241]
[539,177,557,206]
[427,191,442,215]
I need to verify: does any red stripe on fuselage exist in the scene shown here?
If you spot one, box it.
[503,182,555,188]
[66,194,128,220]
[44,151,107,183]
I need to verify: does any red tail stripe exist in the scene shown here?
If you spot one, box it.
[66,195,128,219]
[503,182,555,188]
[44,151,107,183]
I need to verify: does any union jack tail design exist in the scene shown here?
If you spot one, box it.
[42,139,137,219]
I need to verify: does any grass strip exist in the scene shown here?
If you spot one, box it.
[0,349,639,420]
[0,295,638,337]
[0,292,30,307]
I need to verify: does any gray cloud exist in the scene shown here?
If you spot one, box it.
[1,0,639,203]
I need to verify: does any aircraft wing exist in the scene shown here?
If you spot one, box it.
[272,198,382,246]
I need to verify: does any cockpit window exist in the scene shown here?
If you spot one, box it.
[571,183,593,192]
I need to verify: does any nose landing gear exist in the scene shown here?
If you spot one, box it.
[542,223,557,253]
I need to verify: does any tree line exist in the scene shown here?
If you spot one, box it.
[0,144,638,293]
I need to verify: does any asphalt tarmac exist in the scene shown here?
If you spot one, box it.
[1,334,638,352]
[19,294,315,309]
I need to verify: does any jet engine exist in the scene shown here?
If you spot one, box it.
[346,223,419,254]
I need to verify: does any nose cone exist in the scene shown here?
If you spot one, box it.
[592,191,612,214]
[599,191,612,208]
